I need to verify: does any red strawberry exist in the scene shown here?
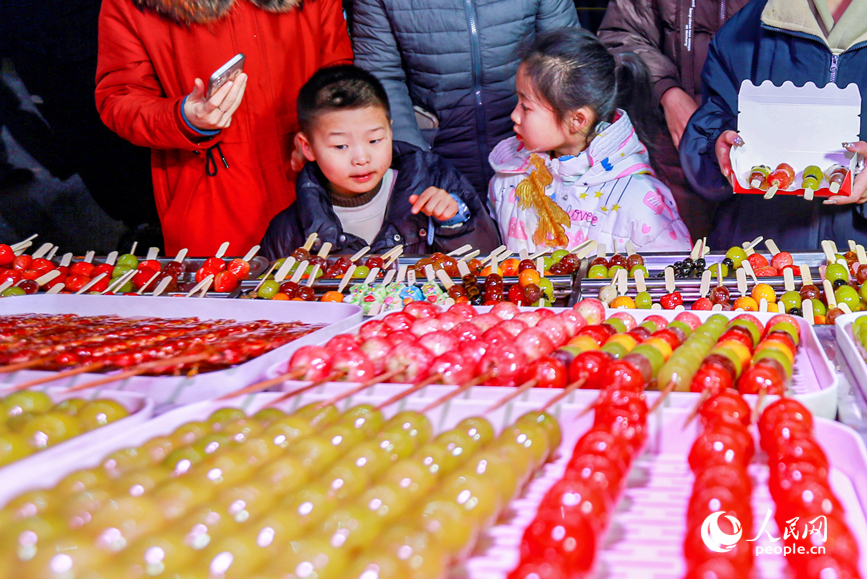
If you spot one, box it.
[781,264,801,276]
[746,253,770,269]
[754,266,778,277]
[691,297,713,310]
[660,292,683,310]
[770,251,794,270]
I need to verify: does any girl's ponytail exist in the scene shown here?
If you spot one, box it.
[614,52,664,156]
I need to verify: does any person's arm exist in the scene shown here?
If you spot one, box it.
[535,0,580,32]
[94,0,221,151]
[318,0,354,67]
[352,0,428,150]
[679,37,740,203]
[597,0,678,105]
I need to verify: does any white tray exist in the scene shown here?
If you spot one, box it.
[0,295,361,412]
[0,387,153,507]
[5,391,865,578]
[835,312,867,401]
[268,308,839,419]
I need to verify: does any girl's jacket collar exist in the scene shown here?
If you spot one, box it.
[134,0,302,24]
[489,110,654,187]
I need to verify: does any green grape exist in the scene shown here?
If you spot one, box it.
[257,280,280,299]
[629,265,649,278]
[0,432,32,466]
[551,249,569,262]
[353,265,371,279]
[516,411,561,450]
[53,398,88,416]
[587,265,608,279]
[252,407,286,428]
[780,291,802,311]
[725,246,748,268]
[835,285,861,312]
[608,265,624,278]
[538,277,555,300]
[77,399,129,431]
[384,410,433,447]
[810,298,827,316]
[116,254,139,268]
[635,291,653,309]
[454,416,495,447]
[338,404,384,437]
[1,287,26,297]
[605,317,627,333]
[111,264,133,279]
[825,263,849,282]
[4,390,53,417]
[21,412,81,448]
[321,505,384,552]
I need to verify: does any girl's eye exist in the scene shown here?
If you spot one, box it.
[334,144,348,150]
[370,139,381,144]
[521,103,529,112]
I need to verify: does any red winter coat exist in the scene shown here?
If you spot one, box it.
[96,0,352,256]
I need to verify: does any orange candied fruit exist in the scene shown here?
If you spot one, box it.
[733,296,759,311]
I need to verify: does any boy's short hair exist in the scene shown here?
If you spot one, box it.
[297,65,391,135]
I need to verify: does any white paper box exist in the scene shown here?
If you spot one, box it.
[731,80,862,196]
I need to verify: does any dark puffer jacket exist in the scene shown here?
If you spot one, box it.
[261,141,501,260]
[351,0,579,196]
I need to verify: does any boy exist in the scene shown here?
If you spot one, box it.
[261,65,500,259]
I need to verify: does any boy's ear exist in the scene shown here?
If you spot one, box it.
[297,132,317,162]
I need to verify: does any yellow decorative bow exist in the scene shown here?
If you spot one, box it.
[515,154,571,247]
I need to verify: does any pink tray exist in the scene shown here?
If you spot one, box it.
[8,391,865,578]
[0,387,153,507]
[267,308,839,419]
[0,295,361,412]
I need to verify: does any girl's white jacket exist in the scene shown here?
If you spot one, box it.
[488,110,692,254]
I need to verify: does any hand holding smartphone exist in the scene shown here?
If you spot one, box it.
[183,54,248,132]
[206,54,245,99]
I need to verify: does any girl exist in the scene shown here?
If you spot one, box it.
[488,28,691,254]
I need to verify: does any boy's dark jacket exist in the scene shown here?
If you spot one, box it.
[261,141,501,259]
[679,0,867,250]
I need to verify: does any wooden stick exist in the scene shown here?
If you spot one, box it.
[243,245,261,262]
[540,378,586,412]
[215,242,230,259]
[350,246,371,263]
[10,234,38,251]
[681,389,711,430]
[185,274,214,298]
[375,374,444,409]
[447,244,473,257]
[751,387,767,425]
[251,263,280,296]
[65,352,213,392]
[216,368,308,400]
[314,367,406,409]
[4,362,107,392]
[133,271,160,295]
[485,378,538,413]
[265,371,347,407]
[0,357,55,374]
[648,380,677,413]
[420,372,494,413]
[75,273,108,295]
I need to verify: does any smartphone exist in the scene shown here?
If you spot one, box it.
[206,54,245,99]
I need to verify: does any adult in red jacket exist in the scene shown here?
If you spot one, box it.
[96,0,352,256]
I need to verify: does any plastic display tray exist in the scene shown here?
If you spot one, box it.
[0,387,153,507]
[835,312,867,401]
[5,391,864,578]
[0,295,362,411]
[268,308,838,419]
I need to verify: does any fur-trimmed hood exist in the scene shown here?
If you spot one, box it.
[134,0,303,24]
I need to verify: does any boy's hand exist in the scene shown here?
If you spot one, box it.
[824,141,867,205]
[409,187,459,221]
